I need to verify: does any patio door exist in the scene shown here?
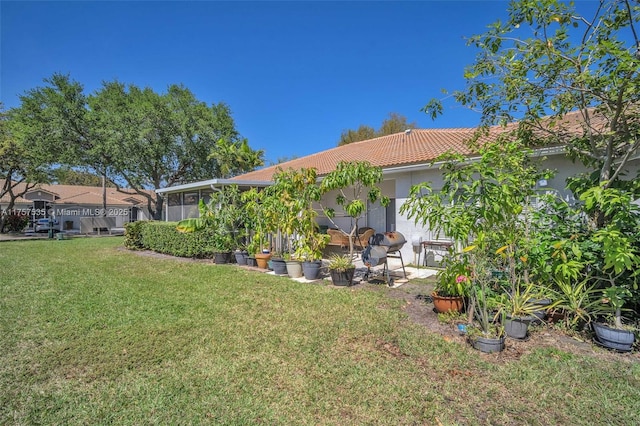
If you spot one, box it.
[367,199,395,233]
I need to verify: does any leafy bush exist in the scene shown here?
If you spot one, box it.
[5,213,29,232]
[123,221,147,250]
[139,221,216,258]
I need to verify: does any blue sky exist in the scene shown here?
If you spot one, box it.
[3,1,517,164]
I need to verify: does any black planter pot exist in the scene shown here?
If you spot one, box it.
[271,258,288,275]
[504,316,534,340]
[213,252,231,264]
[302,260,322,280]
[529,298,552,324]
[234,251,248,265]
[246,256,257,267]
[470,335,506,353]
[592,322,635,352]
[330,268,355,286]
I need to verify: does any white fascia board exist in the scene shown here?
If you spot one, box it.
[381,145,567,177]
[156,179,273,194]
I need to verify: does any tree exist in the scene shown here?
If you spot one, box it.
[90,81,247,219]
[378,112,418,136]
[0,106,53,232]
[52,167,108,186]
[421,0,640,324]
[15,74,260,220]
[320,161,389,258]
[337,113,417,146]
[208,138,264,178]
[15,74,116,215]
[338,125,376,146]
[267,155,300,166]
[424,0,640,189]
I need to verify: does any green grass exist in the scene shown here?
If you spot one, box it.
[1,237,639,425]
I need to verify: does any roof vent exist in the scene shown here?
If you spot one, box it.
[404,129,412,135]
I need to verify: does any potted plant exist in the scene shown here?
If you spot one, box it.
[254,245,272,269]
[542,276,603,330]
[499,283,558,339]
[327,254,356,286]
[283,252,303,278]
[262,168,317,278]
[234,248,249,265]
[542,184,640,349]
[431,250,470,313]
[212,228,235,264]
[291,169,330,280]
[400,141,552,346]
[241,188,272,269]
[269,251,289,275]
[464,240,506,353]
[297,231,330,280]
[592,286,636,352]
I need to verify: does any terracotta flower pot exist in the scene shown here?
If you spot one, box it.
[255,253,271,269]
[431,291,464,313]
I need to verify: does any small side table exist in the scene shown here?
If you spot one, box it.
[421,240,454,267]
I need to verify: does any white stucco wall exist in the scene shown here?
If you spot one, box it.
[391,153,639,267]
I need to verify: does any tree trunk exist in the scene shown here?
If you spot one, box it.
[101,173,107,217]
[152,193,163,220]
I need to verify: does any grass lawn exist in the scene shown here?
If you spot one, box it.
[1,237,639,425]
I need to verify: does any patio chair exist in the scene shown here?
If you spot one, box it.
[354,227,375,250]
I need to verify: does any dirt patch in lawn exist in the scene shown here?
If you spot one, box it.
[367,279,640,364]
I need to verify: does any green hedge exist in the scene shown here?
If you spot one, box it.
[123,221,147,250]
[125,221,217,258]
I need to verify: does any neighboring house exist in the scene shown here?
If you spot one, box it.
[0,182,152,232]
[156,122,640,264]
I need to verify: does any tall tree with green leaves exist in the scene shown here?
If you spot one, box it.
[15,74,258,220]
[338,125,376,146]
[15,74,116,214]
[51,167,108,186]
[337,113,417,146]
[1,105,55,232]
[208,138,264,178]
[320,161,389,258]
[89,81,247,219]
[424,0,640,189]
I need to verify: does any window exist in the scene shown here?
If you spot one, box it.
[167,193,181,207]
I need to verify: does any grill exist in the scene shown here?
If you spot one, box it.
[362,231,407,286]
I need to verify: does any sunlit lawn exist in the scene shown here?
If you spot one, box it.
[1,237,639,425]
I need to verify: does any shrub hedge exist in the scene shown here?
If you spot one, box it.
[124,221,217,258]
[123,221,147,250]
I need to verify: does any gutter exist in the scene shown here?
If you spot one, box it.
[155,178,273,194]
[381,145,567,177]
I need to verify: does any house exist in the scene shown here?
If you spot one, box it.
[0,182,152,232]
[156,119,640,265]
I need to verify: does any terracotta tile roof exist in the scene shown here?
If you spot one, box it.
[232,109,607,182]
[0,181,151,205]
[232,127,495,182]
